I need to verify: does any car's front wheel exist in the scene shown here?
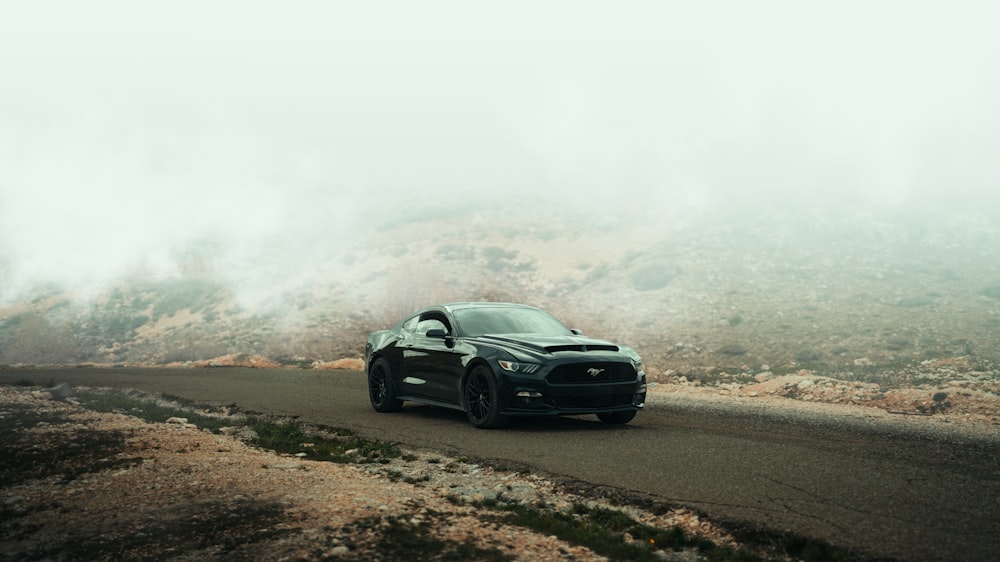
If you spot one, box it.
[597,410,637,424]
[368,358,403,412]
[463,365,507,428]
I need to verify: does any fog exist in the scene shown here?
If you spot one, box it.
[2,1,999,306]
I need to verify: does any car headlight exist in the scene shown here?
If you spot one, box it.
[619,346,644,374]
[631,357,645,375]
[498,360,541,374]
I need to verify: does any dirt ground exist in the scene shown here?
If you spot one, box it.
[3,356,998,562]
[1,384,770,562]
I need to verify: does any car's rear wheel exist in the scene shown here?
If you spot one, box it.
[368,358,403,412]
[464,365,507,428]
[597,410,637,424]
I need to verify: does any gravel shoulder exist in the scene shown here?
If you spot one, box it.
[4,372,998,561]
[0,384,766,562]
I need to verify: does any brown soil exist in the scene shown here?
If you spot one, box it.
[0,385,747,561]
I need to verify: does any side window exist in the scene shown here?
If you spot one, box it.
[416,318,447,335]
[400,316,419,333]
[416,311,452,336]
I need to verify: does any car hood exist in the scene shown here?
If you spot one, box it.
[474,334,622,356]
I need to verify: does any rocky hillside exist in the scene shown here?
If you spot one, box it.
[2,201,999,392]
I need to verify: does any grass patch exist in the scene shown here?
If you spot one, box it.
[489,500,860,562]
[340,514,512,561]
[73,388,402,465]
[249,417,402,464]
[74,390,233,433]
[492,502,757,561]
[729,525,863,562]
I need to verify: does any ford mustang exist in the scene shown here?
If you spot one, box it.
[364,302,646,428]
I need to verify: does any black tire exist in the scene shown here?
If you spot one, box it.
[368,358,403,412]
[597,410,637,424]
[463,365,507,428]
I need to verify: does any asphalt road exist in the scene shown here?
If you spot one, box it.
[5,367,998,561]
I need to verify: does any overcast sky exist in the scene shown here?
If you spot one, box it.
[2,1,999,301]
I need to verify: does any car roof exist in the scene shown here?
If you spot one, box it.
[407,303,540,317]
[403,303,542,324]
[438,302,538,313]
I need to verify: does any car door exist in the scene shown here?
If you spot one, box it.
[401,315,465,404]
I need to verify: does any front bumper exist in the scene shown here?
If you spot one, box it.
[497,369,646,416]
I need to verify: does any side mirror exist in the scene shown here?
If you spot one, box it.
[571,328,584,336]
[426,328,455,348]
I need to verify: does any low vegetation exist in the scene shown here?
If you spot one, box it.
[492,502,711,561]
[74,388,401,464]
[75,389,234,433]
[248,416,401,464]
[467,499,858,562]
[339,513,512,561]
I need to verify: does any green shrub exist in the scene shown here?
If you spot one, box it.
[248,418,401,464]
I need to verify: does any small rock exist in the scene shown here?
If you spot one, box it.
[166,417,188,425]
[717,343,747,355]
[47,384,74,402]
[754,371,775,383]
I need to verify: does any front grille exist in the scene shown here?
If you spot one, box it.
[558,393,635,409]
[547,362,636,385]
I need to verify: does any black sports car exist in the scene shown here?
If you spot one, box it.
[364,302,646,428]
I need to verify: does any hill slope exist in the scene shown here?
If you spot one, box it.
[2,203,999,394]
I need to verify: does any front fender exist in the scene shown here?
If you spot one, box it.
[458,359,499,410]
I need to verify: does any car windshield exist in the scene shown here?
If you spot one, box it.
[453,307,573,337]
